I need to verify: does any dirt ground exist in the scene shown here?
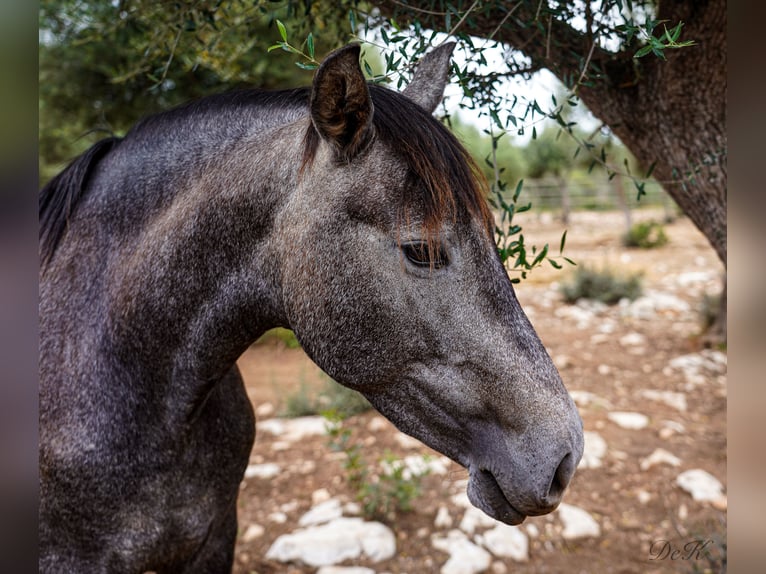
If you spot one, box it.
[232,209,727,574]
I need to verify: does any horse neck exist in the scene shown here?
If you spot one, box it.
[102,104,306,383]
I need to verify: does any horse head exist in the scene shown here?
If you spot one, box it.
[276,44,584,525]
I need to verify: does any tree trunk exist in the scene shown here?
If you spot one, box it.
[373,0,726,265]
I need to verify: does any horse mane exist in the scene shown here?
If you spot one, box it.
[303,84,493,245]
[39,83,491,265]
[39,136,121,264]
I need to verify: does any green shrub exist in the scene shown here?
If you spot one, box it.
[320,376,372,418]
[325,414,427,522]
[623,220,668,248]
[282,380,322,417]
[560,265,643,304]
[256,327,302,348]
[281,374,372,418]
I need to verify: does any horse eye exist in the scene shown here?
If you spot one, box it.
[401,242,448,269]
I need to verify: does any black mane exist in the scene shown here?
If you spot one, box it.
[39,136,121,264]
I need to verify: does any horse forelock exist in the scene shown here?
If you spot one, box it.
[302,84,493,247]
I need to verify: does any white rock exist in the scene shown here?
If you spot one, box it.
[677,271,715,286]
[394,431,424,449]
[637,490,652,504]
[367,416,389,432]
[668,351,727,388]
[312,488,332,506]
[244,463,281,480]
[241,523,265,542]
[578,431,607,469]
[569,390,612,410]
[435,505,453,529]
[268,512,287,524]
[640,389,687,412]
[317,567,375,574]
[481,524,529,562]
[597,364,612,375]
[659,420,686,439]
[299,498,344,527]
[432,530,492,574]
[266,517,395,567]
[343,502,362,516]
[382,455,450,479]
[676,469,727,508]
[525,523,539,538]
[450,490,472,509]
[619,332,647,347]
[640,448,681,471]
[557,503,601,539]
[459,505,499,535]
[258,416,328,442]
[620,291,691,320]
[316,566,375,574]
[255,402,275,417]
[608,411,649,430]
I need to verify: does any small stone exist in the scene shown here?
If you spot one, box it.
[268,512,287,524]
[241,523,265,542]
[255,402,275,417]
[597,364,611,375]
[554,354,572,369]
[491,561,508,574]
[343,502,361,516]
[525,523,539,538]
[244,463,281,480]
[481,524,529,562]
[266,518,395,567]
[394,431,424,449]
[316,567,375,574]
[435,505,453,529]
[557,503,601,540]
[569,390,612,409]
[608,411,649,430]
[676,469,726,508]
[432,530,491,574]
[619,332,647,347]
[367,417,388,432]
[678,503,688,520]
[312,488,332,506]
[659,420,686,439]
[578,431,607,469]
[299,498,343,527]
[637,490,652,505]
[258,416,328,442]
[640,448,681,471]
[641,389,688,412]
[459,505,499,535]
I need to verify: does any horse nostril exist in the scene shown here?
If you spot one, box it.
[547,452,574,503]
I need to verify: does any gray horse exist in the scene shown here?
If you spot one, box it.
[39,43,583,573]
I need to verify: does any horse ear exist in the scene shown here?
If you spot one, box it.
[402,42,457,113]
[310,43,373,160]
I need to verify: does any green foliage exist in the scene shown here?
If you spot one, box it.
[257,327,302,348]
[560,265,643,305]
[38,0,353,184]
[623,220,668,249]
[281,373,372,418]
[282,380,321,418]
[324,413,427,522]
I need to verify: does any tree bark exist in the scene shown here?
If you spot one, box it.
[373,0,726,265]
